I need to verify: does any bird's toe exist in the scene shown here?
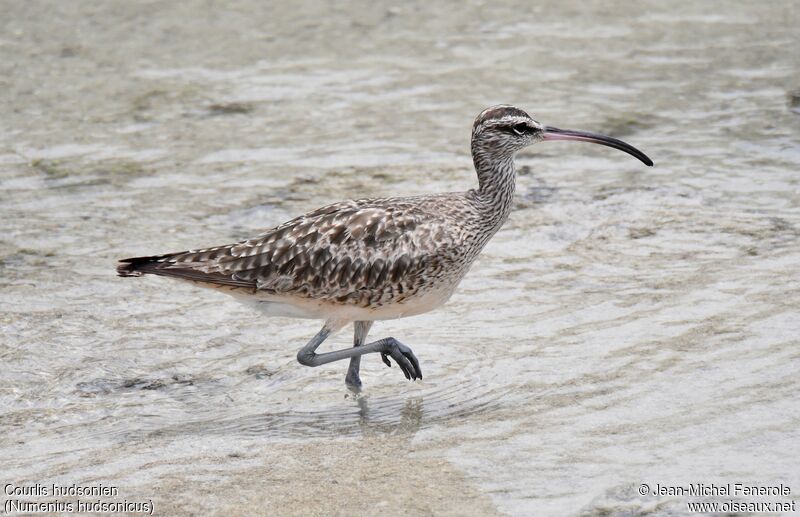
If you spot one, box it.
[382,340,422,381]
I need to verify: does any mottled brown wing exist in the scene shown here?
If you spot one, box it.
[144,197,454,305]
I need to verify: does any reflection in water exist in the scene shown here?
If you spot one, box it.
[356,395,423,437]
[139,383,503,441]
[144,396,426,440]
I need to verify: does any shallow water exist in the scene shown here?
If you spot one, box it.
[2,1,799,515]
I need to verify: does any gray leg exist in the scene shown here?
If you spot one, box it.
[296,322,422,382]
[345,321,374,391]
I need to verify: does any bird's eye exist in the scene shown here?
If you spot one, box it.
[511,123,528,136]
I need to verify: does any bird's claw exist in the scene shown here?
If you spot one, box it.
[381,340,422,381]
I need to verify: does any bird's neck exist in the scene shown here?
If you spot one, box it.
[471,141,517,229]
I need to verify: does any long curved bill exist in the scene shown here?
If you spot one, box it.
[543,126,653,166]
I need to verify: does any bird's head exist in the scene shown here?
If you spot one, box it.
[472,105,653,166]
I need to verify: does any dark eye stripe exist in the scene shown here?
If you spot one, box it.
[500,123,529,135]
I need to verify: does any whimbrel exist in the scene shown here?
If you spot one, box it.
[118,105,653,390]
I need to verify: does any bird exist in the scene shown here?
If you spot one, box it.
[117,105,653,391]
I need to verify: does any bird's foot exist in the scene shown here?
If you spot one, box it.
[345,371,362,393]
[380,339,422,381]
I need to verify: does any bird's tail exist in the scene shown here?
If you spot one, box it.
[116,254,176,277]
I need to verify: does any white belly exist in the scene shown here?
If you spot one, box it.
[227,283,458,322]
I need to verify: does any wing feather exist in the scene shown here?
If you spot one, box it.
[121,196,461,306]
